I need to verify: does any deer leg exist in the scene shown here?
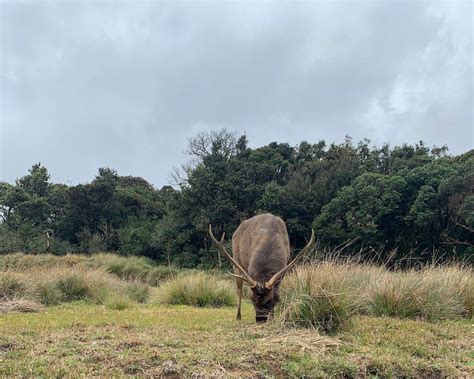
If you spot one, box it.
[236,278,243,320]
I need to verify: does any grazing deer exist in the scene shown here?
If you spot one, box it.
[209,213,315,323]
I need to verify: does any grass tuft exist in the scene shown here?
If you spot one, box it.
[126,282,150,303]
[157,272,235,307]
[106,295,131,310]
[0,265,152,310]
[0,253,181,286]
[277,260,473,333]
[278,263,356,334]
[368,266,472,320]
[0,272,28,299]
[35,281,63,305]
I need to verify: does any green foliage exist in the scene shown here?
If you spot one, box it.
[117,220,155,256]
[1,134,472,265]
[315,173,405,245]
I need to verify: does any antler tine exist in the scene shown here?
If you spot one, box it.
[208,225,257,287]
[265,229,316,289]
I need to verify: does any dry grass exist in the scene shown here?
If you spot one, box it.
[1,253,472,324]
[0,266,151,309]
[278,263,358,333]
[0,253,180,286]
[278,260,473,333]
[83,253,181,285]
[0,253,472,376]
[0,253,85,270]
[0,299,44,313]
[367,265,472,320]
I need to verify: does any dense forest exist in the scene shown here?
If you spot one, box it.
[0,130,472,266]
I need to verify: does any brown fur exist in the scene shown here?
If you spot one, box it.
[232,213,290,322]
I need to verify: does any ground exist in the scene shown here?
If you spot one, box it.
[0,302,472,378]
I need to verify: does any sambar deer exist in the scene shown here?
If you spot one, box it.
[209,213,315,323]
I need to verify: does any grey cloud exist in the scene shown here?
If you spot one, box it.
[1,1,472,186]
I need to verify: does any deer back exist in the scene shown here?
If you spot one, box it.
[232,214,290,282]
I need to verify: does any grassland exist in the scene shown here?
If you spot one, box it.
[0,302,472,377]
[0,253,473,377]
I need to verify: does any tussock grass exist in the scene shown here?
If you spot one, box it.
[368,265,473,320]
[0,253,180,286]
[156,272,235,307]
[1,253,472,324]
[0,272,28,299]
[106,295,132,310]
[0,266,152,310]
[278,260,473,333]
[0,253,85,270]
[85,254,181,285]
[125,282,150,303]
[278,262,360,333]
[51,268,112,304]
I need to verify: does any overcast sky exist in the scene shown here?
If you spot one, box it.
[1,1,472,187]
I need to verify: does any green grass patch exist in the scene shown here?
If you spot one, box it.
[0,303,471,377]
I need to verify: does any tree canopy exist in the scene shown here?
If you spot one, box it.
[1,130,472,265]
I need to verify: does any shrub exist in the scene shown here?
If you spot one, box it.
[49,239,76,255]
[157,272,235,307]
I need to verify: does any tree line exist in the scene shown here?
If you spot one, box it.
[1,130,472,266]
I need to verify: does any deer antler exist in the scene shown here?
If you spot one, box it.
[265,229,316,289]
[209,225,258,288]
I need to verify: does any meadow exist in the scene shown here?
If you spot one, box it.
[0,253,473,377]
